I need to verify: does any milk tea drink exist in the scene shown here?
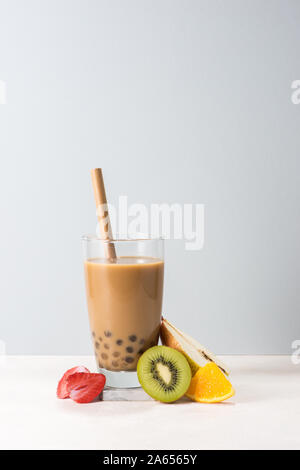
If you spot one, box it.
[84,256,164,372]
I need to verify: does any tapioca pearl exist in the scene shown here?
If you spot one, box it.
[129,335,137,342]
[113,351,120,358]
[92,331,95,337]
[116,339,123,346]
[104,330,112,337]
[125,356,134,364]
[99,336,103,342]
[112,360,119,368]
[101,353,108,360]
[104,343,110,350]
[139,338,145,345]
[126,346,134,353]
[95,341,100,349]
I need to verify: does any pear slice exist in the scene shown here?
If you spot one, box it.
[160,318,229,376]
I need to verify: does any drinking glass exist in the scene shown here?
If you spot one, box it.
[82,235,164,388]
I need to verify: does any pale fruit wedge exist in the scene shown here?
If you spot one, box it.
[160,317,229,376]
[186,363,235,403]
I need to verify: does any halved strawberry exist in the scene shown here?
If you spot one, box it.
[67,372,106,403]
[57,366,90,399]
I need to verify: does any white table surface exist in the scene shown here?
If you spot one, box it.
[0,355,299,450]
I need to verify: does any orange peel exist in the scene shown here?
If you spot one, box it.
[186,362,235,403]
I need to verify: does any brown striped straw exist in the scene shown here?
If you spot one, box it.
[91,168,117,261]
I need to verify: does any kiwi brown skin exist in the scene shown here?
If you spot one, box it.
[137,345,192,403]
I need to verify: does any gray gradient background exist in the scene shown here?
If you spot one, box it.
[0,0,299,355]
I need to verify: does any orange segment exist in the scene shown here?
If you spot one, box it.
[186,363,235,403]
[185,370,197,400]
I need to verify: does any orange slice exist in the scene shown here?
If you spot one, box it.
[186,363,235,403]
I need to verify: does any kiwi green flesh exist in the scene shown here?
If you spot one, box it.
[137,346,192,403]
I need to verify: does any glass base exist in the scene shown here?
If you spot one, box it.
[98,367,141,388]
[102,387,151,401]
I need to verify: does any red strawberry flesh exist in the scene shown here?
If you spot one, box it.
[57,366,90,399]
[67,372,106,403]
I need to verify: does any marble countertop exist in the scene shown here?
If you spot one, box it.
[0,355,299,450]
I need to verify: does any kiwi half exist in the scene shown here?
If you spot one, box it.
[137,346,192,403]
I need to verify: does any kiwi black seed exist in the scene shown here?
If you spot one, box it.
[137,345,192,403]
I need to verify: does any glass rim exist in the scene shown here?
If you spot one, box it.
[81,233,164,243]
